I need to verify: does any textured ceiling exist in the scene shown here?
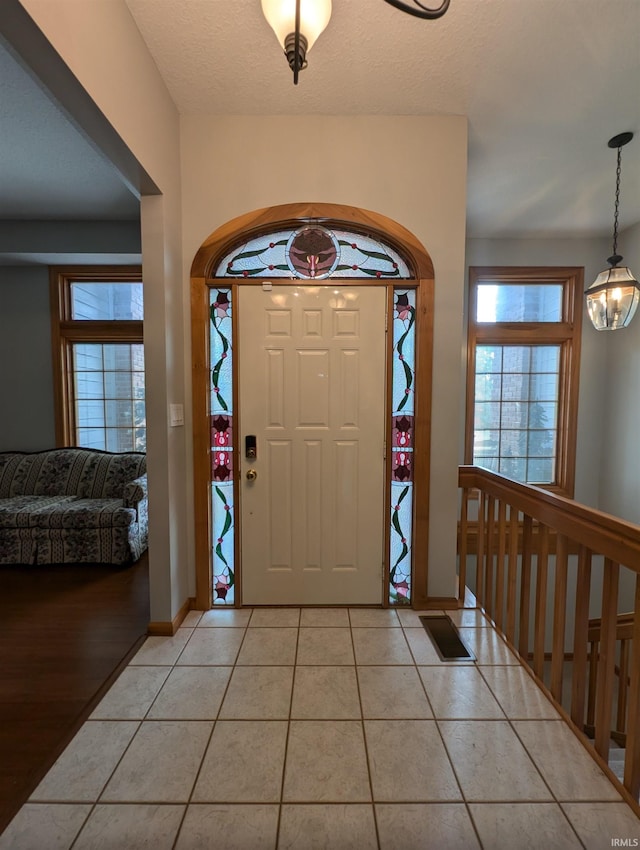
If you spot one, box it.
[0,41,140,221]
[125,0,640,239]
[1,0,639,242]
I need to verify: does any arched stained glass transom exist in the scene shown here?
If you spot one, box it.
[207,221,417,606]
[214,224,413,279]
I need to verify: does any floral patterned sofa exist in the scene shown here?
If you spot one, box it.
[0,448,148,566]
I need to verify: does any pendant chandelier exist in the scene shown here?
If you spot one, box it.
[585,132,639,331]
[261,0,450,84]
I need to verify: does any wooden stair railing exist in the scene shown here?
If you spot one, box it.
[586,613,635,747]
[458,465,640,807]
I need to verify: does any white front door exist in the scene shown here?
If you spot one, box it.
[238,284,386,605]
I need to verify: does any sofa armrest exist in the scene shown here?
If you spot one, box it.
[123,474,148,510]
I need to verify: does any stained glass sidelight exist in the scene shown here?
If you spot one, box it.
[210,288,234,604]
[390,288,416,604]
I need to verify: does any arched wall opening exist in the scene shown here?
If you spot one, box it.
[190,202,440,609]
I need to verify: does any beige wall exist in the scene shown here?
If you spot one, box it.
[599,220,640,524]
[181,114,468,599]
[20,0,189,621]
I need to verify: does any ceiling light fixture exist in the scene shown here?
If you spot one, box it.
[585,132,639,331]
[261,0,450,85]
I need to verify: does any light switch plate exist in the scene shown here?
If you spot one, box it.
[170,403,184,427]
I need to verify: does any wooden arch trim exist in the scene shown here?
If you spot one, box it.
[190,202,434,280]
[191,202,435,610]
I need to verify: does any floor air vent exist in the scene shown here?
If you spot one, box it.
[419,615,475,661]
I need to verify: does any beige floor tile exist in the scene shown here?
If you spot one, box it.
[418,665,504,719]
[352,627,413,664]
[182,611,203,627]
[291,666,361,719]
[457,628,519,664]
[198,609,252,628]
[175,804,279,850]
[349,608,400,627]
[90,666,171,719]
[403,628,453,664]
[147,666,232,720]
[469,802,582,850]
[300,608,350,627]
[513,720,622,800]
[30,720,139,802]
[236,627,298,665]
[279,804,378,849]
[395,609,444,627]
[0,803,91,850]
[447,609,490,628]
[176,628,245,665]
[193,721,287,803]
[439,720,552,801]
[283,721,370,802]
[218,666,293,719]
[73,803,184,850]
[357,666,433,718]
[296,627,354,665]
[365,720,461,802]
[249,607,300,627]
[376,803,480,849]
[101,720,212,803]
[130,629,193,666]
[478,665,560,719]
[561,802,640,849]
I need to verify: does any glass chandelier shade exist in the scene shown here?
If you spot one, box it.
[585,266,640,331]
[261,0,332,81]
[586,131,638,331]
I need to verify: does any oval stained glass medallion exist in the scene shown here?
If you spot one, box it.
[286,226,339,278]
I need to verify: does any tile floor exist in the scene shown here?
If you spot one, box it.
[2,607,639,849]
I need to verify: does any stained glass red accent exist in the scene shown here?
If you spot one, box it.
[211,449,233,482]
[392,414,414,449]
[391,450,413,482]
[211,414,232,447]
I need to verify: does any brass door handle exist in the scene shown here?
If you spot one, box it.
[246,469,258,481]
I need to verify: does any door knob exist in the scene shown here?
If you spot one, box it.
[246,469,258,481]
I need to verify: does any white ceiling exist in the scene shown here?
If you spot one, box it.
[0,42,140,221]
[1,0,639,243]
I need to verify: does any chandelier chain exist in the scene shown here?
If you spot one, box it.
[612,145,622,258]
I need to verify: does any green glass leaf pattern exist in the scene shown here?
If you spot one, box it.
[391,485,410,570]
[214,226,411,278]
[395,303,415,412]
[211,313,230,412]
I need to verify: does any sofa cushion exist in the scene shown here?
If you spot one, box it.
[27,499,137,530]
[0,454,34,498]
[123,474,148,509]
[0,496,78,528]
[86,454,146,499]
[0,449,146,499]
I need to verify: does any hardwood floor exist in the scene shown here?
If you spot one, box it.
[0,555,150,834]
